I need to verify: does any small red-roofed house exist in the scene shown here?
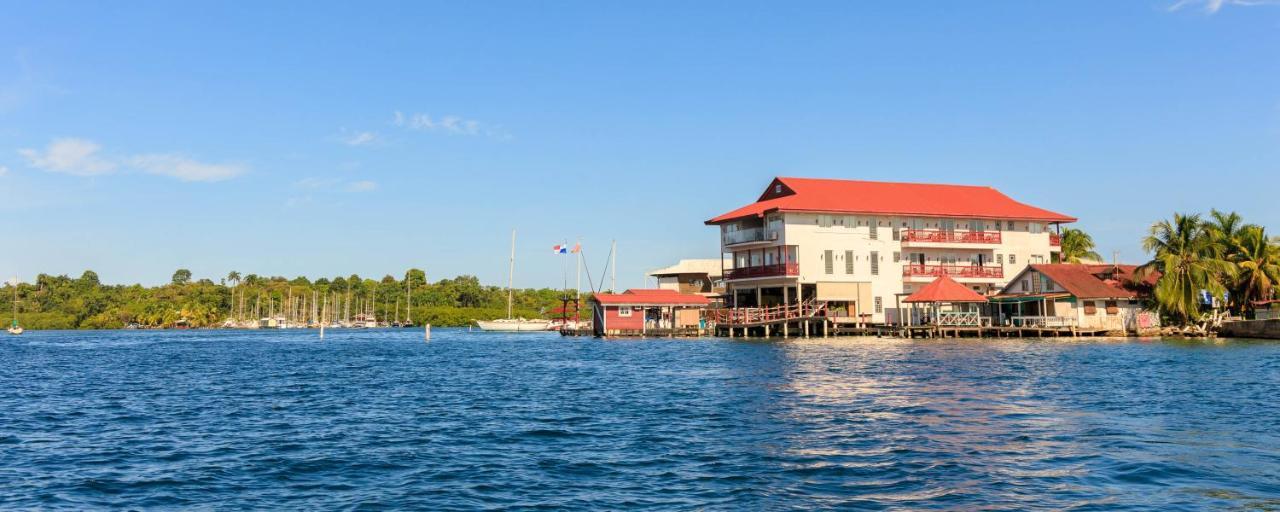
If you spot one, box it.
[993,264,1159,333]
[590,289,710,336]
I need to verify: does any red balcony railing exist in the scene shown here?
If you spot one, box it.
[724,262,799,280]
[902,264,1003,279]
[902,229,1002,244]
[1049,233,1061,246]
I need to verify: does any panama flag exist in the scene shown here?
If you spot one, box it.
[553,244,569,254]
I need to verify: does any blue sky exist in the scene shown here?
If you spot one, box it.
[1,0,1278,289]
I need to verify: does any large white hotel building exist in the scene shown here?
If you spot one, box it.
[706,177,1076,324]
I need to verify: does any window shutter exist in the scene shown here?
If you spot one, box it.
[845,250,854,274]
[870,251,879,276]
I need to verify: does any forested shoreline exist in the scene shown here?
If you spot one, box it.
[4,268,581,329]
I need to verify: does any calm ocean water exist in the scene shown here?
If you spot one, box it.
[2,329,1279,510]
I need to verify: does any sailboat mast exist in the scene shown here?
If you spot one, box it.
[610,239,617,292]
[508,229,516,319]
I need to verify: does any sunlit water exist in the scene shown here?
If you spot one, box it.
[2,329,1279,510]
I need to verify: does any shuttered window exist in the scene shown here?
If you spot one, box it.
[893,251,901,263]
[869,218,878,240]
[1105,300,1119,315]
[1084,302,1098,315]
[824,250,833,274]
[844,250,854,274]
[874,297,883,313]
[870,251,879,276]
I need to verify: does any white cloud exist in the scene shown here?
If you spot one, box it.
[0,165,8,177]
[129,154,246,182]
[19,138,117,176]
[347,180,378,192]
[393,110,510,140]
[342,131,379,146]
[18,137,246,182]
[1169,0,1280,12]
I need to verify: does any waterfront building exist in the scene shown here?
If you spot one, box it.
[992,264,1160,333]
[706,177,1075,324]
[590,289,710,336]
[647,259,726,301]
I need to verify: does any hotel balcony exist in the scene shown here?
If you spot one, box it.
[722,227,779,247]
[901,229,1002,246]
[902,264,1003,280]
[724,262,799,281]
[1049,233,1061,248]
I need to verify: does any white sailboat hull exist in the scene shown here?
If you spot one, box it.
[475,319,553,332]
[7,327,22,335]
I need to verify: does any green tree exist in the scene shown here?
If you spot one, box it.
[226,271,241,287]
[1136,213,1235,325]
[1229,226,1280,314]
[1057,227,1102,264]
[172,269,193,285]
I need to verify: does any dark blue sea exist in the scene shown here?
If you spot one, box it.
[2,330,1279,510]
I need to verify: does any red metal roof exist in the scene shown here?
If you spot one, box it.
[903,275,990,303]
[592,289,711,306]
[1026,264,1154,300]
[706,177,1076,224]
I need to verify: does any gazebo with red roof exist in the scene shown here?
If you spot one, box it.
[902,276,989,326]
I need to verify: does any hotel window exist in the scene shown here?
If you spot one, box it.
[972,220,986,232]
[845,216,857,228]
[1007,221,1015,230]
[1106,301,1119,315]
[845,250,854,274]
[870,251,880,275]
[824,250,834,274]
[618,306,633,317]
[996,254,1004,265]
[892,227,900,241]
[874,297,883,313]
[1084,302,1098,315]
[893,251,901,263]
[869,218,878,239]
[1029,222,1043,234]
[1009,254,1017,265]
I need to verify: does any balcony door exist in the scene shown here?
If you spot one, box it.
[939,219,956,233]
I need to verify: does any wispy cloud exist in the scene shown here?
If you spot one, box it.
[1169,0,1280,12]
[294,176,378,193]
[19,138,117,176]
[393,110,511,140]
[341,130,379,146]
[18,137,245,182]
[0,165,9,177]
[129,154,245,182]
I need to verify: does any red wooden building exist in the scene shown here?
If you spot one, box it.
[590,289,710,336]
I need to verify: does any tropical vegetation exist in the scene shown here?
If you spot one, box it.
[3,269,585,330]
[1055,227,1103,264]
[1137,209,1280,326]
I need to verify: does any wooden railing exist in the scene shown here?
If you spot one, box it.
[935,311,985,326]
[724,262,799,280]
[902,264,1003,279]
[903,229,1002,244]
[707,300,826,326]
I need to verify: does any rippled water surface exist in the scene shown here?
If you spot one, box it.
[2,330,1279,510]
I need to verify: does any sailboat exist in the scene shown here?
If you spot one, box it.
[8,278,22,335]
[475,230,552,332]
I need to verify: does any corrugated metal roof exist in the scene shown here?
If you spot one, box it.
[706,177,1076,224]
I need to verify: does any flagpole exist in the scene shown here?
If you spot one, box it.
[575,238,582,299]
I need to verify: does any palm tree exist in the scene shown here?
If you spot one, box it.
[1230,226,1280,314]
[227,271,242,287]
[1136,213,1235,325]
[1057,227,1102,264]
